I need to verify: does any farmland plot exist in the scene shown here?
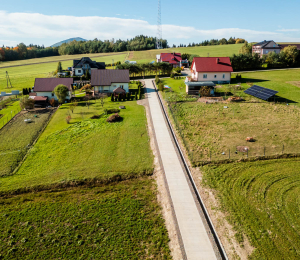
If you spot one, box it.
[0,110,52,176]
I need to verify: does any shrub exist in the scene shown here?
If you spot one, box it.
[111,94,114,102]
[170,72,175,78]
[174,67,182,73]
[158,83,164,92]
[20,96,35,110]
[49,98,55,107]
[106,113,122,123]
[135,92,138,100]
[66,115,71,124]
[155,75,160,85]
[118,94,122,102]
[106,108,120,114]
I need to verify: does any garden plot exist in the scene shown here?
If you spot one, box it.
[0,99,153,193]
[170,101,300,164]
[0,110,52,177]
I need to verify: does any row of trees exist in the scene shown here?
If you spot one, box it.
[58,35,168,55]
[0,43,59,61]
[232,45,300,70]
[116,62,173,77]
[0,35,167,62]
[174,37,246,48]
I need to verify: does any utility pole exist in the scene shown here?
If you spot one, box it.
[6,71,12,89]
[156,0,163,49]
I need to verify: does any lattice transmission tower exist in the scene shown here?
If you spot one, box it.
[156,0,163,49]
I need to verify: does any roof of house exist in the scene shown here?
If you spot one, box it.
[73,57,105,69]
[29,96,48,101]
[192,57,233,72]
[160,53,182,63]
[253,40,281,49]
[34,78,74,92]
[186,81,216,87]
[91,69,130,86]
[279,44,300,50]
[113,87,126,93]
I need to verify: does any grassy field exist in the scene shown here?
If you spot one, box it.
[0,178,171,259]
[0,99,153,193]
[0,100,21,129]
[0,110,52,177]
[0,52,128,68]
[0,54,127,92]
[170,101,300,163]
[131,44,243,63]
[202,159,300,259]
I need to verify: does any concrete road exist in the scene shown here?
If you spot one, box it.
[145,79,217,260]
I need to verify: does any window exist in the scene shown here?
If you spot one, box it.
[78,70,82,73]
[223,74,225,79]
[52,93,54,97]
[273,45,276,47]
[214,75,217,79]
[203,74,207,79]
[120,85,124,89]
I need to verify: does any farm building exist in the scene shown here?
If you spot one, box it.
[33,78,74,101]
[72,57,105,76]
[156,53,187,68]
[252,40,281,57]
[91,69,130,94]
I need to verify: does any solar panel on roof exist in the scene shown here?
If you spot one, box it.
[244,85,278,100]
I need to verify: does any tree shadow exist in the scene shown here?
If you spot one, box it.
[231,78,270,84]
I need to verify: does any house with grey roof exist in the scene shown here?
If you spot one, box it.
[72,57,105,76]
[33,78,74,101]
[252,40,281,57]
[91,69,130,94]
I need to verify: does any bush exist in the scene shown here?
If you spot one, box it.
[106,108,120,114]
[155,75,160,85]
[66,115,71,124]
[111,94,114,102]
[135,92,138,100]
[106,113,122,123]
[173,67,182,73]
[170,72,175,79]
[158,83,164,92]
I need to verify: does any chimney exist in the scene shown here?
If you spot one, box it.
[216,58,219,64]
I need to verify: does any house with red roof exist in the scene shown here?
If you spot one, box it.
[156,53,185,68]
[191,57,233,83]
[186,57,233,95]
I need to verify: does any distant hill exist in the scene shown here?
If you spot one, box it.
[50,37,88,48]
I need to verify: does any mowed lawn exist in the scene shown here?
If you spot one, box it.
[233,69,300,105]
[0,178,171,259]
[0,99,153,193]
[202,159,300,259]
[0,53,127,92]
[131,44,242,63]
[0,100,21,130]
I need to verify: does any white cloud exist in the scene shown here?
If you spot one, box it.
[277,29,300,32]
[0,10,299,47]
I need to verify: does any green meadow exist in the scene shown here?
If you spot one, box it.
[0,178,171,259]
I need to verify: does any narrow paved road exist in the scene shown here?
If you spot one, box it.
[145,79,217,260]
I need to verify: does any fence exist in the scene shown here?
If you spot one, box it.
[166,101,300,166]
[0,106,22,130]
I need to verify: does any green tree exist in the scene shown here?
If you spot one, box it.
[111,94,114,102]
[239,41,253,54]
[20,96,35,110]
[281,45,299,66]
[17,43,27,59]
[54,84,69,104]
[57,62,63,73]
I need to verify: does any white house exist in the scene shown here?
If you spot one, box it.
[33,78,73,101]
[72,57,105,76]
[190,57,233,83]
[252,40,281,58]
[186,57,233,95]
[91,69,130,94]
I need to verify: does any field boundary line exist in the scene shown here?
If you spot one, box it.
[152,80,228,260]
[11,108,57,176]
[0,53,124,69]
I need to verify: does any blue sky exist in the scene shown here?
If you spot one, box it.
[1,0,300,47]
